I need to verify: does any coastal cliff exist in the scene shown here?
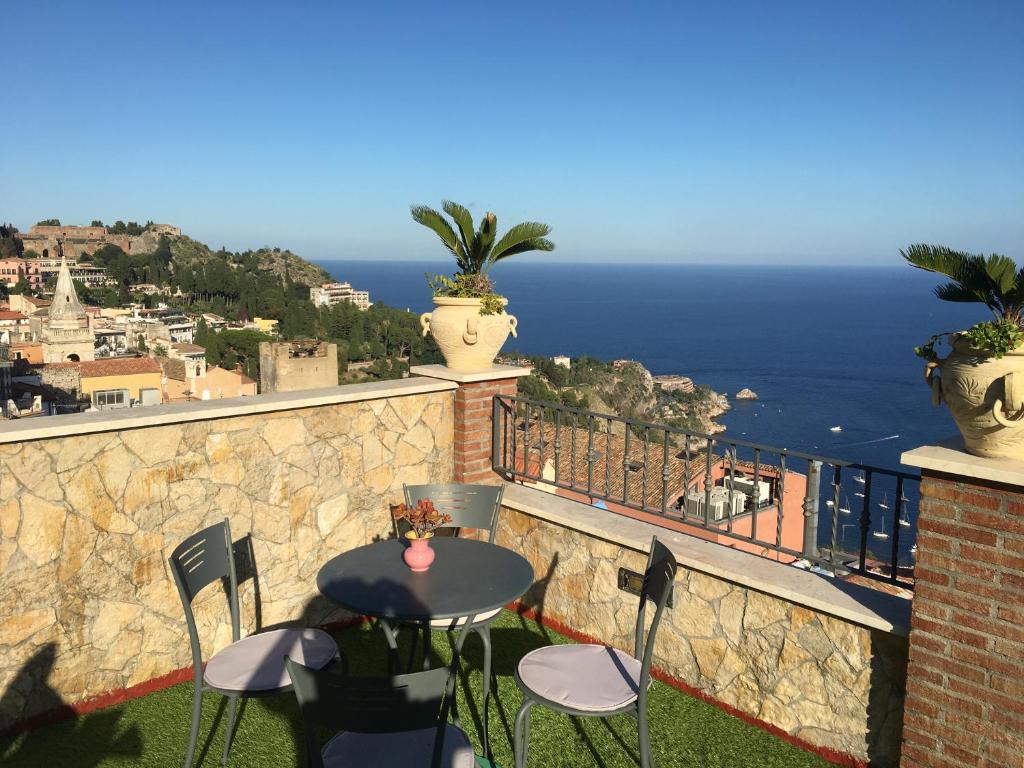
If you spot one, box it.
[511,355,730,436]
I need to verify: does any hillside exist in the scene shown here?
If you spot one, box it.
[166,235,330,289]
[514,354,729,436]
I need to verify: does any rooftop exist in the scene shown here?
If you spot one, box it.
[0,611,833,768]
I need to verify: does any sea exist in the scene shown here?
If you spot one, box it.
[316,260,980,561]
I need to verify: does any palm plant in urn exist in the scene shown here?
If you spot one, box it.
[905,244,1024,459]
[392,499,452,572]
[411,200,554,370]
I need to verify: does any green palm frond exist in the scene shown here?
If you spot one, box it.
[489,222,554,266]
[984,254,1017,295]
[411,206,462,260]
[903,243,1023,322]
[442,201,475,257]
[934,282,985,303]
[490,237,555,262]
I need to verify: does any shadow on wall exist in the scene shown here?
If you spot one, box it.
[0,644,143,766]
[866,630,909,768]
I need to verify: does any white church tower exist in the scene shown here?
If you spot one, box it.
[40,247,95,363]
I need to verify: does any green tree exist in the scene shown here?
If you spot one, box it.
[36,218,60,226]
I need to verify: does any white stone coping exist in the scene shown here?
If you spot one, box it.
[410,364,533,383]
[902,436,1024,487]
[501,483,912,636]
[0,378,458,445]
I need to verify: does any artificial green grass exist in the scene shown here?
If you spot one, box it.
[0,611,833,767]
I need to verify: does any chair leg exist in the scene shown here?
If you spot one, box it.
[183,685,203,768]
[421,622,432,671]
[378,619,401,675]
[638,705,655,768]
[220,694,239,766]
[513,699,534,768]
[477,625,494,761]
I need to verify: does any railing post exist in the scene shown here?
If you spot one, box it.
[409,363,532,484]
[802,459,822,560]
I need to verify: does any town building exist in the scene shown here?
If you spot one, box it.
[42,357,163,410]
[199,313,228,332]
[168,342,207,378]
[7,294,50,315]
[159,357,256,402]
[310,282,371,310]
[0,259,43,289]
[0,311,31,343]
[552,355,571,368]
[250,317,279,335]
[31,257,111,288]
[36,256,95,363]
[258,339,338,393]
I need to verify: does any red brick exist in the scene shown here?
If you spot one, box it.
[954,575,1018,602]
[914,568,951,587]
[912,616,989,649]
[941,742,982,765]
[910,648,987,684]
[919,517,998,546]
[950,644,1023,677]
[997,605,1024,624]
[948,677,1024,714]
[963,508,1024,534]
[918,550,997,581]
[953,610,1024,644]
[991,673,1024,698]
[960,543,1024,571]
[909,680,986,719]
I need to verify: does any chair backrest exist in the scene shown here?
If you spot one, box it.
[633,536,677,699]
[401,483,504,543]
[286,657,458,768]
[168,519,240,673]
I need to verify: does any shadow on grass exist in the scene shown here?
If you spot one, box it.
[0,645,143,767]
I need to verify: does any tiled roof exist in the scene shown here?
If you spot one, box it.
[79,357,162,378]
[507,421,708,510]
[171,342,205,353]
[0,311,28,321]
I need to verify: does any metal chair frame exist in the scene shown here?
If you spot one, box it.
[390,483,504,760]
[169,518,340,767]
[512,536,677,768]
[286,643,467,768]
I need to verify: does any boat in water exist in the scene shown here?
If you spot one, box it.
[900,506,912,527]
[872,516,890,540]
[854,472,866,484]
[840,497,851,514]
[878,493,889,510]
[830,426,842,432]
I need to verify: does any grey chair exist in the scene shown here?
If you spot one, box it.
[169,518,340,768]
[285,653,475,768]
[512,536,677,768]
[396,483,504,758]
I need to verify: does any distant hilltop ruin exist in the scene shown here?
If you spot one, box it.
[16,223,181,260]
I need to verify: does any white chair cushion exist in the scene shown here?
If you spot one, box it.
[429,606,502,630]
[203,628,337,693]
[517,643,641,713]
[321,723,475,768]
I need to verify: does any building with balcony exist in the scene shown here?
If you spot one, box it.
[0,259,43,290]
[310,281,371,310]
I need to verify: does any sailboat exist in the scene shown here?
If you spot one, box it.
[878,493,889,510]
[854,472,866,484]
[825,499,834,507]
[839,497,851,515]
[854,491,865,498]
[899,506,912,527]
[872,515,889,540]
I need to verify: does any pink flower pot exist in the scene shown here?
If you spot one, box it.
[403,535,435,572]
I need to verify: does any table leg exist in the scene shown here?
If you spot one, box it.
[378,619,401,675]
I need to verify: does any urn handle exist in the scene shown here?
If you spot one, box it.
[463,315,479,345]
[924,361,942,407]
[419,312,431,338]
[508,314,518,339]
[992,371,1024,428]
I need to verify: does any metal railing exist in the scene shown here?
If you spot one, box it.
[492,395,919,588]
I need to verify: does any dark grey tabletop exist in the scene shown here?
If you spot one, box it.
[317,538,535,622]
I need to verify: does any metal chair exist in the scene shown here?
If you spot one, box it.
[169,518,340,768]
[285,653,474,768]
[394,483,504,758]
[512,536,677,768]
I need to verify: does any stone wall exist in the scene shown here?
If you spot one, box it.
[0,386,453,730]
[497,501,909,767]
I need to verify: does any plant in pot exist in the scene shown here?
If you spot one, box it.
[905,244,1024,459]
[411,200,554,370]
[391,499,452,572]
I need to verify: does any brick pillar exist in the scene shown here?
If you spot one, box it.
[900,445,1024,768]
[410,364,531,484]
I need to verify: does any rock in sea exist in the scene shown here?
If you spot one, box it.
[735,388,758,400]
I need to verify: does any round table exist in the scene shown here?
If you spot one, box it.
[318,537,534,761]
[317,537,534,622]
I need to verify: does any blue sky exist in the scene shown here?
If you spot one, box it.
[2,1,1021,264]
